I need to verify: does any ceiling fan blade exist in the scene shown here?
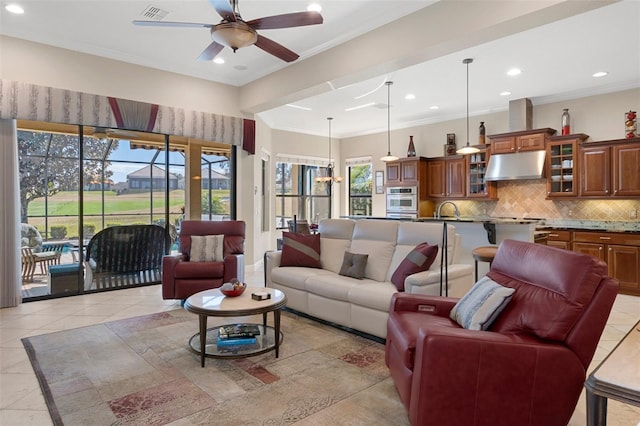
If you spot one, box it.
[247,11,323,30]
[254,34,299,62]
[210,0,236,22]
[198,42,225,61]
[132,20,213,29]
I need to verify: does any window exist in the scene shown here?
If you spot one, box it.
[275,162,330,229]
[347,160,372,216]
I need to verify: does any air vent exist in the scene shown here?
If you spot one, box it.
[140,5,170,21]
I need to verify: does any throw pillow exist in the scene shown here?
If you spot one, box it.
[190,234,224,262]
[280,232,321,268]
[390,242,439,291]
[339,251,368,279]
[449,277,516,331]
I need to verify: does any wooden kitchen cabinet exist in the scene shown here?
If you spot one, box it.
[385,157,427,187]
[580,138,640,198]
[613,142,640,197]
[467,148,497,199]
[546,230,572,250]
[426,156,465,198]
[546,134,588,198]
[488,128,556,154]
[573,231,640,297]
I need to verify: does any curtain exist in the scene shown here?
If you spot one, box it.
[0,119,22,307]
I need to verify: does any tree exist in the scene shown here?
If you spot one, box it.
[18,131,118,223]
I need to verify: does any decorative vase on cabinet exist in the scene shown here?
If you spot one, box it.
[407,136,416,157]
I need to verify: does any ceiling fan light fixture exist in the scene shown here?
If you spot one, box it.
[211,22,257,50]
[456,58,481,156]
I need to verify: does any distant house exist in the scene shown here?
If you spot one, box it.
[127,165,178,190]
[201,168,229,190]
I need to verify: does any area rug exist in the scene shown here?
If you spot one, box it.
[22,309,409,425]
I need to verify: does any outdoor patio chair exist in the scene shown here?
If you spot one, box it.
[21,246,61,282]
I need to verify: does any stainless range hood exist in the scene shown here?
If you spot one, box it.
[485,150,546,181]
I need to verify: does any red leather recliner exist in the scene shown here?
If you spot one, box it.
[385,239,618,426]
[162,220,245,300]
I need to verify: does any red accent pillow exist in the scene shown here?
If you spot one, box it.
[280,232,321,268]
[391,242,439,291]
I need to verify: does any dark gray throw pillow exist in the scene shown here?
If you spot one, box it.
[339,251,368,279]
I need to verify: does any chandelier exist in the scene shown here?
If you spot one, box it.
[316,117,343,183]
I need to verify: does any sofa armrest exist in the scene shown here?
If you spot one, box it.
[162,254,185,299]
[389,292,458,318]
[409,325,585,426]
[405,264,472,287]
[264,250,282,287]
[223,254,239,283]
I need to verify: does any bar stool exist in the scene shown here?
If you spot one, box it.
[472,245,498,281]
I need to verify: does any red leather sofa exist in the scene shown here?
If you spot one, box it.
[162,220,245,300]
[385,239,618,426]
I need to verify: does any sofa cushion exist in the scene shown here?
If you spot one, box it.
[348,282,398,311]
[305,274,364,300]
[280,232,321,268]
[339,251,368,279]
[396,222,456,267]
[487,239,608,341]
[449,277,515,330]
[350,220,398,282]
[319,219,356,274]
[390,242,439,291]
[190,235,224,262]
[270,266,332,291]
[174,260,224,279]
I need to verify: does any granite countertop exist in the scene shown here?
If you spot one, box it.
[538,219,640,233]
[340,215,640,233]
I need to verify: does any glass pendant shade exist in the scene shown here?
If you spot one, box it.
[380,81,399,162]
[456,58,481,155]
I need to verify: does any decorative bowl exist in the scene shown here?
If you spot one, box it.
[220,282,246,297]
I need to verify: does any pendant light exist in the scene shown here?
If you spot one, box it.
[380,81,399,162]
[456,58,481,155]
[316,117,343,183]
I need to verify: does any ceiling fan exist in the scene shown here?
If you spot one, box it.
[132,0,323,62]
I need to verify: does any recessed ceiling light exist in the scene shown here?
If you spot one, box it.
[5,4,24,14]
[213,58,225,64]
[506,68,522,76]
[307,3,322,12]
[592,71,608,78]
[405,94,416,100]
[429,106,439,110]
[500,91,511,96]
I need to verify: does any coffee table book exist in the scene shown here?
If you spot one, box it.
[218,324,261,339]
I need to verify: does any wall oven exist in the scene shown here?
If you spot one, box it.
[386,186,418,213]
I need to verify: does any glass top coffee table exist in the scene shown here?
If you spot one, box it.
[184,287,287,367]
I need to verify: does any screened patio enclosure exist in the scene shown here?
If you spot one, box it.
[18,120,235,302]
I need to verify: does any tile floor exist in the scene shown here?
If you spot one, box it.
[1,267,639,426]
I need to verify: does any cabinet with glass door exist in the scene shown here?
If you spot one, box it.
[546,134,588,198]
[466,148,497,199]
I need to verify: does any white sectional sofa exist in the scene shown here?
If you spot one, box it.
[265,218,473,338]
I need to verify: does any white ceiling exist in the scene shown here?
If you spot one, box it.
[1,1,639,138]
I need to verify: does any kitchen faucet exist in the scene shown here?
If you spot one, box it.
[436,201,460,219]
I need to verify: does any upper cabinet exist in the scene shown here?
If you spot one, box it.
[546,134,588,198]
[467,147,497,199]
[385,157,428,187]
[426,156,467,199]
[580,138,640,198]
[488,128,556,154]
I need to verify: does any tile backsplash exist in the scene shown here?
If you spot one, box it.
[455,179,640,222]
